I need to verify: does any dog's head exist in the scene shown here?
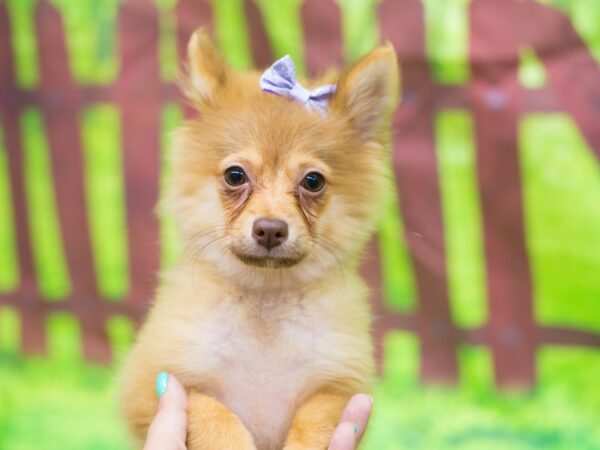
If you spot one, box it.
[166,30,399,287]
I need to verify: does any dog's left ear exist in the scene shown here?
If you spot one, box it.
[330,44,400,142]
[184,28,230,108]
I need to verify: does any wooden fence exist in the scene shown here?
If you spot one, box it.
[0,0,599,388]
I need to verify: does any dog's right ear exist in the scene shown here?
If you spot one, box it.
[184,28,229,108]
[330,44,399,143]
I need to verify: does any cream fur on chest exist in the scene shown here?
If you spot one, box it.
[201,295,326,448]
[161,291,338,447]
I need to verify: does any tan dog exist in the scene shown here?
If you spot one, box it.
[119,29,399,450]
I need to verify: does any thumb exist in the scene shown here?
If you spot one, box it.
[143,372,188,450]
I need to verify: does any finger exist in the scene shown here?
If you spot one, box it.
[337,394,373,441]
[328,422,357,450]
[144,372,188,450]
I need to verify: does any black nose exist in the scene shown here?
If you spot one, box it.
[252,218,288,250]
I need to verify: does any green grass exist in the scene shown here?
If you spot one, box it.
[0,309,133,450]
[364,335,600,450]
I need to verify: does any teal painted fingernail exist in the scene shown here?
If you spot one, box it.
[156,371,168,397]
[354,424,359,434]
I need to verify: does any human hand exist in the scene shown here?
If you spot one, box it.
[143,372,188,450]
[328,393,373,450]
[143,373,373,450]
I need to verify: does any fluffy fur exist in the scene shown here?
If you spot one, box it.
[119,29,399,450]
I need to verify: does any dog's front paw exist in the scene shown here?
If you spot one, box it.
[187,390,257,450]
[187,421,256,450]
[188,428,256,450]
[283,444,326,450]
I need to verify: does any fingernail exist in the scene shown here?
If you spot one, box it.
[156,371,169,397]
[369,395,374,404]
[354,423,359,434]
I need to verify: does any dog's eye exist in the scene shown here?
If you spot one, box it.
[224,166,247,186]
[301,172,325,192]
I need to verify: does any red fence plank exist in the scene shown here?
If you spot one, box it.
[470,0,537,388]
[0,75,568,113]
[175,0,213,118]
[175,0,213,62]
[360,240,396,373]
[539,326,600,348]
[301,0,343,76]
[522,0,600,161]
[379,0,459,384]
[246,0,273,69]
[0,2,38,300]
[0,1,46,354]
[35,0,110,363]
[35,1,97,299]
[116,0,161,310]
[0,2,12,87]
[0,75,567,114]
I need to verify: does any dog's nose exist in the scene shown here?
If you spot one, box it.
[252,218,288,250]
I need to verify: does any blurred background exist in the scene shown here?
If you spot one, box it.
[0,0,599,449]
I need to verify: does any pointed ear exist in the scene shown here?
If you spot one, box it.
[184,28,229,107]
[330,44,400,141]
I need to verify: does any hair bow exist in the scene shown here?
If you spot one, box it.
[259,55,336,115]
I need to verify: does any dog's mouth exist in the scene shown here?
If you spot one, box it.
[232,250,305,268]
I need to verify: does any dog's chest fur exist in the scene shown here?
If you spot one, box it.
[193,293,329,449]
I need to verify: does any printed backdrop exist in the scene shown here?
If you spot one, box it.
[0,0,599,449]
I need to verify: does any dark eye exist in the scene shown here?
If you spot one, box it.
[301,172,325,192]
[224,166,247,187]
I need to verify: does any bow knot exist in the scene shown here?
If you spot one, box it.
[259,55,336,115]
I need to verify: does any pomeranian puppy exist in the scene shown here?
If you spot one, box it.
[119,28,399,450]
